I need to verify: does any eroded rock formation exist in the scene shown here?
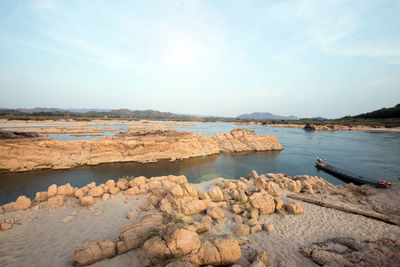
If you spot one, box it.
[0,128,283,172]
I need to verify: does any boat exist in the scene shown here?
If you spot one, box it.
[315,158,391,188]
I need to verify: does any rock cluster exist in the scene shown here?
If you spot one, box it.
[0,128,283,172]
[299,237,400,266]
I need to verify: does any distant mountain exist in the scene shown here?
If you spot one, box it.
[298,117,327,121]
[237,112,298,121]
[352,104,400,119]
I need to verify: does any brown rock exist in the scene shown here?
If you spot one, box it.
[232,204,244,214]
[34,191,48,203]
[274,198,283,210]
[73,240,116,265]
[262,224,274,233]
[234,215,244,224]
[102,193,110,201]
[201,215,213,225]
[80,196,95,206]
[207,206,225,219]
[74,189,84,199]
[129,176,147,187]
[108,186,120,195]
[249,249,270,266]
[47,184,57,198]
[48,195,65,208]
[125,187,139,196]
[57,183,75,196]
[87,182,96,189]
[0,223,12,231]
[286,202,303,215]
[182,199,207,215]
[208,186,224,202]
[212,235,241,265]
[105,179,115,187]
[250,192,275,215]
[116,179,128,190]
[88,186,104,197]
[251,225,262,234]
[198,240,221,266]
[232,223,250,236]
[13,195,31,210]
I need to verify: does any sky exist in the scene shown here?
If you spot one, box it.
[0,0,399,118]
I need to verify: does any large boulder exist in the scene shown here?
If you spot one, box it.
[47,184,57,198]
[198,235,241,266]
[12,196,31,210]
[118,214,164,254]
[208,186,224,202]
[206,206,225,219]
[88,186,104,197]
[73,240,116,266]
[249,192,275,215]
[182,200,207,215]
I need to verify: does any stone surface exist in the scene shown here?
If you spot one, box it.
[286,202,303,215]
[88,186,104,197]
[232,223,250,236]
[47,195,65,208]
[208,186,224,202]
[198,235,241,266]
[207,206,225,219]
[73,240,116,266]
[80,196,95,207]
[0,129,283,172]
[182,199,207,215]
[250,192,275,215]
[12,196,31,210]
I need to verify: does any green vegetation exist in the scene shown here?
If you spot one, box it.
[138,228,160,246]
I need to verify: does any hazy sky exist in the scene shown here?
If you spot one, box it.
[0,0,399,118]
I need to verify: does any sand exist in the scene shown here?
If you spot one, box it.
[1,181,399,267]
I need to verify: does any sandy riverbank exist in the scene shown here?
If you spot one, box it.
[1,172,399,266]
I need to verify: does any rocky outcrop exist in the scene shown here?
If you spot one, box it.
[299,237,400,266]
[73,240,116,265]
[0,128,283,172]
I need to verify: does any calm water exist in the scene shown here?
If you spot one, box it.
[0,123,399,205]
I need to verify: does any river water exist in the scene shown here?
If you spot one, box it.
[1,122,399,205]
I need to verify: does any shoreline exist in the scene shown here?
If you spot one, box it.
[1,172,399,266]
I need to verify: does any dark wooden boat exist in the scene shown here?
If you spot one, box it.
[315,159,391,188]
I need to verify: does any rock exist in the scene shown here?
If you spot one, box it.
[116,179,128,190]
[74,189,84,199]
[232,204,244,214]
[102,193,110,201]
[170,184,184,198]
[211,235,241,265]
[57,183,75,196]
[250,260,267,267]
[208,186,224,202]
[164,227,201,255]
[247,219,261,227]
[80,196,95,207]
[198,240,221,266]
[88,186,104,197]
[248,170,259,179]
[0,129,283,172]
[286,202,303,215]
[139,236,171,266]
[105,179,115,187]
[232,224,250,236]
[118,214,164,253]
[12,196,31,210]
[125,187,139,196]
[250,192,275,215]
[207,206,225,219]
[62,216,74,223]
[182,199,207,215]
[201,215,213,225]
[262,224,274,233]
[249,249,270,266]
[129,176,147,187]
[48,195,65,208]
[234,215,244,224]
[251,225,262,234]
[73,240,116,265]
[87,182,96,189]
[108,186,120,195]
[47,184,57,198]
[34,191,48,203]
[126,211,135,220]
[0,223,12,231]
[274,198,283,210]
[251,209,259,220]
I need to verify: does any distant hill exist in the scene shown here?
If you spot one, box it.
[237,112,298,121]
[352,104,400,119]
[0,108,234,121]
